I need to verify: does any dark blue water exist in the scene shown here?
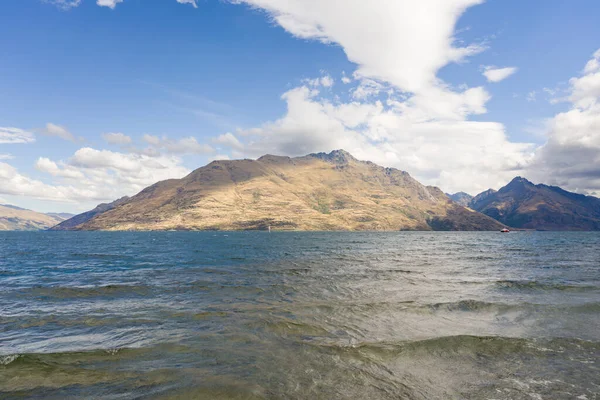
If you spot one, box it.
[1,232,599,399]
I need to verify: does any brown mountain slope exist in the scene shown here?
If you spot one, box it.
[50,196,129,231]
[74,150,505,231]
[470,177,600,230]
[0,204,64,231]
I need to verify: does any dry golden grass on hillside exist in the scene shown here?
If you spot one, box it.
[75,151,505,231]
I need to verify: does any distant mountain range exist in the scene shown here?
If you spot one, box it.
[7,151,600,232]
[0,204,74,231]
[51,150,504,231]
[464,177,600,231]
[446,192,473,207]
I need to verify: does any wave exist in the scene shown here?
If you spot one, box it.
[494,280,597,291]
[313,335,600,359]
[427,299,518,313]
[20,284,152,299]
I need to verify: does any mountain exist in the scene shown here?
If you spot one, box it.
[469,177,600,230]
[0,204,65,231]
[59,150,505,231]
[46,212,75,220]
[447,192,473,207]
[50,197,130,231]
[469,188,497,209]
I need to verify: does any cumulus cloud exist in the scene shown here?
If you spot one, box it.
[583,49,600,74]
[29,148,192,202]
[212,132,244,151]
[482,66,518,82]
[341,72,352,84]
[233,0,484,94]
[0,127,35,144]
[352,79,385,100]
[238,84,533,194]
[102,132,132,145]
[568,50,600,109]
[176,0,198,8]
[96,0,123,8]
[43,123,76,142]
[528,49,600,195]
[304,75,335,88]
[36,157,85,179]
[0,161,95,202]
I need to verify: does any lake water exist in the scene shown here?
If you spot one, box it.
[1,232,599,399]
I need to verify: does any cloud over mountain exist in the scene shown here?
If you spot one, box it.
[529,49,600,195]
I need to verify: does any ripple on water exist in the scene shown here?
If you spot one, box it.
[0,231,599,399]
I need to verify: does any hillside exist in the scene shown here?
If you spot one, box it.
[447,192,473,207]
[59,150,505,231]
[469,177,600,230]
[0,204,66,231]
[50,197,129,231]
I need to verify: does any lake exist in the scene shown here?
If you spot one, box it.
[1,232,599,399]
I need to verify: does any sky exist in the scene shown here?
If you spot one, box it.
[1,0,600,213]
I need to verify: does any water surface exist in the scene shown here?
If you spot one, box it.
[1,232,599,399]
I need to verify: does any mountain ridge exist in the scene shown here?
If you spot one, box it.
[55,150,505,232]
[0,204,68,231]
[469,176,600,230]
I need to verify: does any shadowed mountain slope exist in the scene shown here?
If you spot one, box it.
[447,192,473,207]
[469,177,600,230]
[50,197,130,231]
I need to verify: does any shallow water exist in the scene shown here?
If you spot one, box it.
[1,231,599,399]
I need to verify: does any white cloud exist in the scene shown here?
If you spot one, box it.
[568,50,600,109]
[527,91,537,102]
[583,49,600,74]
[320,75,334,87]
[43,123,76,142]
[96,0,123,9]
[528,49,600,195]
[352,79,385,100]
[238,84,533,194]
[233,0,484,94]
[142,135,213,154]
[341,72,352,84]
[304,75,335,88]
[0,154,14,160]
[102,132,132,145]
[143,134,161,146]
[0,127,35,144]
[36,157,85,180]
[214,0,546,195]
[212,132,244,150]
[482,66,518,83]
[27,148,192,203]
[177,0,198,8]
[165,137,213,154]
[53,0,198,9]
[44,0,82,10]
[0,161,95,202]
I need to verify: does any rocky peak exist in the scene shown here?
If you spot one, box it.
[508,176,533,186]
[309,149,357,165]
[502,176,535,193]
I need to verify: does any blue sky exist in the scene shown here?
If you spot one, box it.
[1,0,600,212]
